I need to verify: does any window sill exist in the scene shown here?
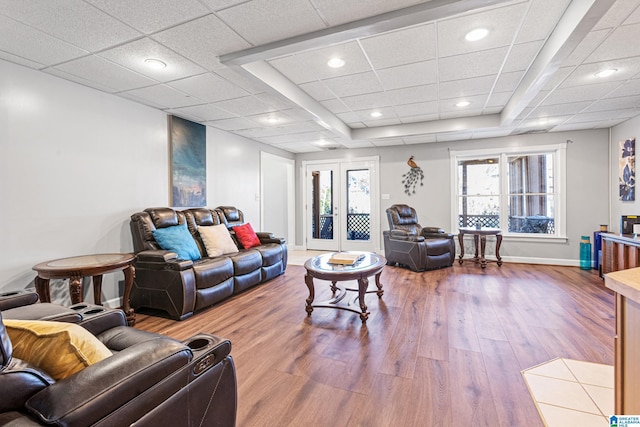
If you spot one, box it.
[502,234,568,243]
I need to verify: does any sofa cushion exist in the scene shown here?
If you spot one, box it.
[4,319,112,380]
[152,223,201,261]
[233,223,261,249]
[199,224,239,257]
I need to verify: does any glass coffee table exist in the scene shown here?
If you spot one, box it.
[304,251,386,323]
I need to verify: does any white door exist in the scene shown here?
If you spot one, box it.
[305,157,379,252]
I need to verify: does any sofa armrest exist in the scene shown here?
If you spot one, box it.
[0,290,39,311]
[26,338,192,426]
[422,228,454,240]
[256,232,286,245]
[135,250,194,271]
[388,229,425,242]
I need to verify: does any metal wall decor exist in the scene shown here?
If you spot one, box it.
[402,156,424,195]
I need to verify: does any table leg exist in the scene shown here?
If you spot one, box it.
[122,265,135,326]
[357,277,369,323]
[92,275,103,305]
[374,272,384,298]
[68,275,83,304]
[458,232,465,264]
[474,235,480,261]
[305,273,315,316]
[496,234,503,266]
[34,276,51,302]
[480,235,488,268]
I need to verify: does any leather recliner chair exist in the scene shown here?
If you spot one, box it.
[383,204,455,272]
[0,291,237,426]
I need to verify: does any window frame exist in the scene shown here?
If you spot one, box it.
[450,143,567,241]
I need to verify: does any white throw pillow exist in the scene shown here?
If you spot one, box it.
[198,224,239,257]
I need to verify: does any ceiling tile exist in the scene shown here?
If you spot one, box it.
[439,109,484,120]
[402,134,436,144]
[361,117,402,127]
[171,103,236,121]
[371,138,405,147]
[440,94,488,113]
[400,113,440,124]
[198,0,247,12]
[502,41,543,73]
[270,141,323,153]
[322,71,383,98]
[311,0,420,26]
[438,47,509,82]
[565,108,638,124]
[152,14,251,69]
[167,72,249,103]
[485,91,512,108]
[439,75,496,100]
[561,57,640,88]
[562,29,610,67]
[493,71,525,93]
[542,81,621,105]
[360,23,436,69]
[205,117,258,131]
[528,102,593,118]
[607,78,640,97]
[0,51,44,70]
[216,0,326,45]
[515,0,572,43]
[394,101,439,117]
[587,22,640,62]
[98,37,206,82]
[120,84,204,108]
[216,68,267,94]
[214,95,278,116]
[594,0,640,30]
[583,96,640,113]
[320,99,351,114]
[0,15,87,66]
[52,55,157,92]
[0,0,140,51]
[376,60,436,91]
[86,0,210,34]
[437,2,528,57]
[300,81,336,101]
[269,41,372,84]
[436,132,473,142]
[43,67,119,93]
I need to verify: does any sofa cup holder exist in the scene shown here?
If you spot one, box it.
[71,304,89,310]
[186,337,213,351]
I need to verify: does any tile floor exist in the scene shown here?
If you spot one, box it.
[522,358,614,427]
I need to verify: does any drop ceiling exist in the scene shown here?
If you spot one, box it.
[1,0,639,153]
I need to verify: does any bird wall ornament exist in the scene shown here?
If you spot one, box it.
[402,156,424,195]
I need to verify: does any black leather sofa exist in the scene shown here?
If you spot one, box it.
[0,291,237,426]
[130,206,287,320]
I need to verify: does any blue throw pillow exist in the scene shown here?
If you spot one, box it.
[152,222,201,261]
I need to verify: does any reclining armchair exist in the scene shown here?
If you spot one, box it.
[0,291,237,426]
[383,204,455,272]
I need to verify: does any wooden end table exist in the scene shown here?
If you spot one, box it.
[33,253,136,325]
[458,227,503,268]
[304,251,386,324]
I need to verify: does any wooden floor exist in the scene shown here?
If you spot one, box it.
[134,262,615,427]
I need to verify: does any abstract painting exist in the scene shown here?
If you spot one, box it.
[170,115,206,207]
[619,137,635,201]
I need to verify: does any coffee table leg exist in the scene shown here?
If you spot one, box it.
[375,272,384,298]
[305,273,315,316]
[92,275,103,305]
[34,276,51,302]
[69,275,83,304]
[357,277,369,323]
[122,265,135,326]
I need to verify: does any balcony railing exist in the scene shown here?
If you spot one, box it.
[313,213,370,240]
[458,215,555,234]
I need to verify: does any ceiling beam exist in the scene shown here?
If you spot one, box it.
[500,0,617,125]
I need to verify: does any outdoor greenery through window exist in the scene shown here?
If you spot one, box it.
[453,145,564,237]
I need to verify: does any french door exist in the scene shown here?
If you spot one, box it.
[304,157,379,252]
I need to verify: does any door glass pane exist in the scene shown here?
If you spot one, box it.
[346,169,370,241]
[311,170,333,239]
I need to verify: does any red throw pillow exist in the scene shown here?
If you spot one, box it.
[233,223,261,249]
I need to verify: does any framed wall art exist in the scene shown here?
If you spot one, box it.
[619,137,635,201]
[169,115,206,207]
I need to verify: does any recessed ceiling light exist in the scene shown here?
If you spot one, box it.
[595,68,617,78]
[465,28,489,42]
[370,111,382,118]
[265,116,280,124]
[327,57,345,68]
[456,101,470,107]
[144,58,166,69]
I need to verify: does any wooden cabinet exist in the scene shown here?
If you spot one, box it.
[605,268,640,414]
[601,233,640,274]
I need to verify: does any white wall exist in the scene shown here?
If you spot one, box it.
[610,116,640,232]
[0,60,291,305]
[296,129,610,265]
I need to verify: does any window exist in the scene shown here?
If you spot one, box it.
[451,144,566,238]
